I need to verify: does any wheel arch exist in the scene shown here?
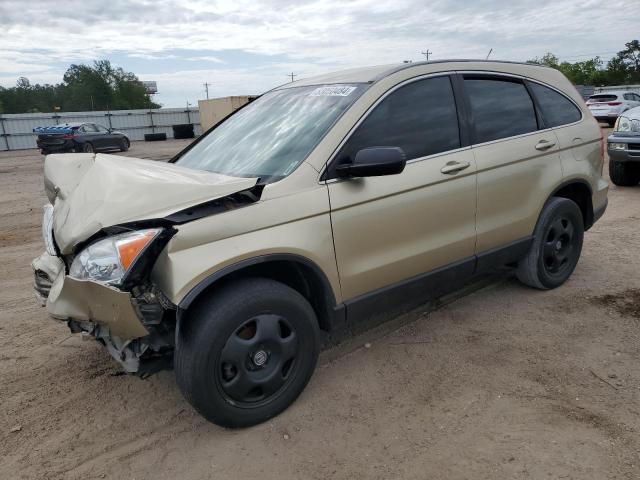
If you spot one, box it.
[549,178,594,230]
[176,254,344,334]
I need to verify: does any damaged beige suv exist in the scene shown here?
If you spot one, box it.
[33,60,608,428]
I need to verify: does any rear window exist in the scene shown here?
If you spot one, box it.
[529,82,581,127]
[464,78,538,144]
[587,94,618,103]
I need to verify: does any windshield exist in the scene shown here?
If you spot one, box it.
[176,84,366,179]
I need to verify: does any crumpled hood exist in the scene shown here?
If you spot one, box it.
[44,153,257,253]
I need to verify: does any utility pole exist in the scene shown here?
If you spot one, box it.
[486,48,493,60]
[421,49,432,61]
[203,82,211,99]
[287,72,297,83]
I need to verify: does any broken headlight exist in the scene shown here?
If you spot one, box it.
[69,228,162,285]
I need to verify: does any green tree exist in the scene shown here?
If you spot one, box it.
[616,40,640,82]
[528,40,640,86]
[0,60,159,114]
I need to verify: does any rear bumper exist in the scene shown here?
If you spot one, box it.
[32,252,148,340]
[36,139,75,152]
[593,198,607,224]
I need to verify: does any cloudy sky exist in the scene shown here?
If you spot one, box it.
[0,0,635,107]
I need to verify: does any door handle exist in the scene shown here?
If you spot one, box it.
[535,139,556,151]
[440,161,470,175]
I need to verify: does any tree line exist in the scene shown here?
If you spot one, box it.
[0,60,160,114]
[527,40,640,86]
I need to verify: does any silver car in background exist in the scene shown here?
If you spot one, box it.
[587,91,640,126]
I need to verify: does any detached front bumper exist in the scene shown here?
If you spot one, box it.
[32,252,148,340]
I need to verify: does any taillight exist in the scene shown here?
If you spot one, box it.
[61,134,75,139]
[608,102,622,106]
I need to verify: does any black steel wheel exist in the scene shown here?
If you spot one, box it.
[82,142,94,153]
[217,314,299,406]
[175,277,320,428]
[517,197,584,290]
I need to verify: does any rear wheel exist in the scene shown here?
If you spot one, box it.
[81,142,94,153]
[175,277,320,428]
[517,197,584,290]
[609,160,640,186]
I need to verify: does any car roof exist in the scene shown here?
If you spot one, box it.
[275,59,553,89]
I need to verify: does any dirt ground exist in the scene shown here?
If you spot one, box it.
[1,132,639,480]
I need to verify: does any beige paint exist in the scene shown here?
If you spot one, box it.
[328,149,477,299]
[198,96,257,131]
[46,153,257,253]
[151,163,341,305]
[36,60,608,341]
[33,251,147,339]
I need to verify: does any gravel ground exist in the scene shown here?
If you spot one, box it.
[1,132,639,480]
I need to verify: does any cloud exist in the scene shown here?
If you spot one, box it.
[0,0,636,106]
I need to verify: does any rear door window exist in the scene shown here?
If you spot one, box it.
[464,77,537,143]
[336,75,461,163]
[528,82,581,127]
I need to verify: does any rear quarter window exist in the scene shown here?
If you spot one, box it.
[528,82,582,127]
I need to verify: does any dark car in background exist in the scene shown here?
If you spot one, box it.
[34,123,130,155]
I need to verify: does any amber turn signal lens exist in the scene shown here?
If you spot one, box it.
[116,229,159,271]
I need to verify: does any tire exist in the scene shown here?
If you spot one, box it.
[81,143,94,153]
[172,124,195,139]
[175,277,320,428]
[144,133,167,141]
[516,197,584,290]
[120,137,130,152]
[609,160,640,186]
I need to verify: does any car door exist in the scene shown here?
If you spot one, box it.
[91,123,112,149]
[326,74,477,310]
[79,123,101,149]
[461,74,563,264]
[94,124,116,149]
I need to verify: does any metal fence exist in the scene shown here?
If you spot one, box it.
[0,107,202,151]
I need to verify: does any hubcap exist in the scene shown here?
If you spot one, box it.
[542,216,575,274]
[218,314,298,405]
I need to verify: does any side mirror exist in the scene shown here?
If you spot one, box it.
[336,147,406,178]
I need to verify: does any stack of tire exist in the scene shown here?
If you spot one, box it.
[144,133,167,141]
[173,124,195,139]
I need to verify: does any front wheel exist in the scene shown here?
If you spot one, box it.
[517,197,584,290]
[609,160,640,186]
[120,138,130,152]
[175,277,320,428]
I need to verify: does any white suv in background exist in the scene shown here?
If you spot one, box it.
[587,91,640,126]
